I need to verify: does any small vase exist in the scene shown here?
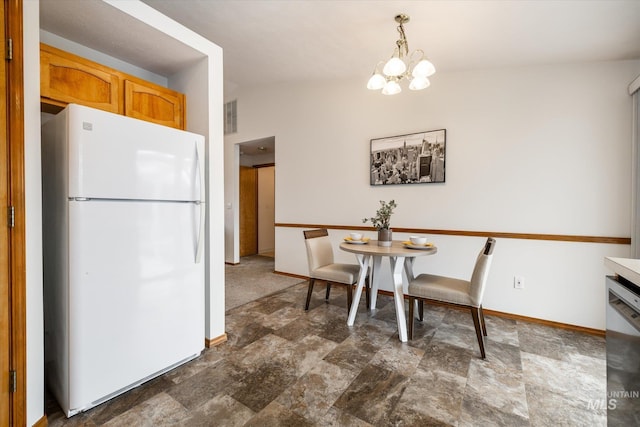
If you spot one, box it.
[378,228,392,247]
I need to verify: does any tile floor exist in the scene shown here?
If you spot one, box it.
[46,282,607,426]
[225,254,300,310]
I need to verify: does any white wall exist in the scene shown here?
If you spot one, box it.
[225,60,640,330]
[25,1,225,422]
[24,2,44,425]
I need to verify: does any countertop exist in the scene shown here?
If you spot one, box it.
[605,257,640,285]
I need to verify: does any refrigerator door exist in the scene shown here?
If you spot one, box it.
[67,199,204,412]
[66,104,205,202]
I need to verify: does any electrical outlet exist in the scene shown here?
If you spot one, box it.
[514,276,525,289]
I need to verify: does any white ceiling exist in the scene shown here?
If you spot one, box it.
[40,1,640,94]
[142,0,640,92]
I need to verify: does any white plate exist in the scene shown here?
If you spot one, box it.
[403,242,435,250]
[344,239,369,245]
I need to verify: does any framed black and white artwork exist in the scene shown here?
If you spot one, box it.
[369,129,446,186]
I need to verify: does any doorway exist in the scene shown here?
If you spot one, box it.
[237,137,275,259]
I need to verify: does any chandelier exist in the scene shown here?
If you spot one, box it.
[367,14,436,95]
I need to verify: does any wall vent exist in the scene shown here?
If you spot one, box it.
[224,99,237,135]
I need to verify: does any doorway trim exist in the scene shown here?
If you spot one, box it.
[232,137,275,264]
[6,0,27,424]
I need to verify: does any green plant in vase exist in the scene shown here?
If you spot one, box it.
[362,200,397,246]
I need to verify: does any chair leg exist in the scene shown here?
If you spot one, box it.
[346,283,353,311]
[418,300,424,321]
[408,296,415,340]
[479,305,487,336]
[325,282,331,301]
[305,278,316,311]
[365,277,371,309]
[471,307,486,359]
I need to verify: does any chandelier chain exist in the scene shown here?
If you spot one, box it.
[396,22,408,58]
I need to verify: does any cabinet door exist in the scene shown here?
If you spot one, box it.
[40,45,120,113]
[124,80,185,130]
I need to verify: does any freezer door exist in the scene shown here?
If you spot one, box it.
[67,200,204,412]
[66,104,205,202]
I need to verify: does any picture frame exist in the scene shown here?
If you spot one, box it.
[369,129,446,186]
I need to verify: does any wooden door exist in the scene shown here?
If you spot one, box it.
[0,0,10,422]
[239,166,257,256]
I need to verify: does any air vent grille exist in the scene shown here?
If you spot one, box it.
[224,99,237,135]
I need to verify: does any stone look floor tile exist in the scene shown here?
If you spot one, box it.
[333,364,409,425]
[231,359,299,412]
[525,383,606,427]
[320,407,374,426]
[45,261,608,427]
[78,375,175,425]
[458,394,531,427]
[261,305,307,329]
[557,328,606,361]
[517,322,567,361]
[482,340,523,373]
[166,359,245,411]
[521,351,606,408]
[418,340,475,378]
[441,307,478,330]
[484,315,519,347]
[432,321,480,351]
[322,335,380,372]
[464,359,529,419]
[272,314,322,342]
[288,334,340,377]
[394,367,467,425]
[243,401,315,427]
[177,394,255,427]
[228,333,296,372]
[102,392,188,427]
[369,340,425,376]
[276,360,358,422]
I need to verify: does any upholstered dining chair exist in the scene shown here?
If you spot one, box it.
[303,229,370,311]
[407,237,496,359]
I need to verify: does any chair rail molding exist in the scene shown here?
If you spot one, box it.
[275,223,630,245]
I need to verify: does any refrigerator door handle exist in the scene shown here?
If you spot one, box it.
[196,139,205,203]
[195,202,205,263]
[195,141,205,264]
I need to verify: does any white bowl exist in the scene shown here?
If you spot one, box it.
[410,235,427,245]
[349,232,363,241]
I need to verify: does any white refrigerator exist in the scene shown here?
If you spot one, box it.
[41,104,206,417]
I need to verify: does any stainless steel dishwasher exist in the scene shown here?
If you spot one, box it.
[606,275,640,425]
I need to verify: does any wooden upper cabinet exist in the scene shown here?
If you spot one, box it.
[124,80,185,130]
[40,43,186,129]
[40,44,121,114]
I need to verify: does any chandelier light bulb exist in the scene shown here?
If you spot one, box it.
[383,57,406,77]
[382,80,401,95]
[412,59,436,78]
[409,77,430,91]
[367,73,386,90]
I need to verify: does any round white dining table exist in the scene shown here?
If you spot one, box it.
[339,239,437,342]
